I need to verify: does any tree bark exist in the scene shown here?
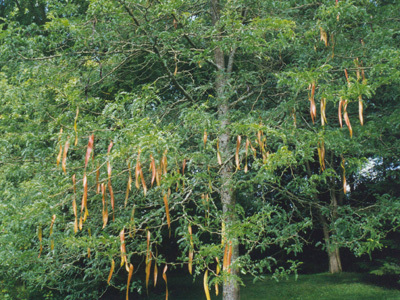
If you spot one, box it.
[319,191,342,274]
[320,216,342,273]
[211,0,240,299]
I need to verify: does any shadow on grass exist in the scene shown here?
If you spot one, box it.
[101,271,400,300]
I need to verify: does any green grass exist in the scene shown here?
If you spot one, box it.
[144,272,400,300]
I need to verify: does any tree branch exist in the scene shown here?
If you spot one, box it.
[153,46,194,103]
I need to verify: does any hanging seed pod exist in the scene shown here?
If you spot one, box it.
[126,263,134,300]
[107,259,115,285]
[101,183,108,229]
[56,128,63,167]
[203,270,211,300]
[215,257,220,296]
[85,135,94,169]
[321,98,327,126]
[62,139,70,174]
[319,27,328,47]
[107,141,115,220]
[216,140,222,165]
[245,138,250,173]
[72,174,78,233]
[343,100,353,137]
[338,98,344,128]
[49,215,56,251]
[38,226,43,258]
[145,252,152,293]
[154,248,159,287]
[188,224,194,275]
[120,229,127,267]
[163,264,168,300]
[145,230,152,293]
[81,172,88,223]
[150,155,156,187]
[341,157,347,194]
[235,135,241,170]
[163,193,171,232]
[317,140,326,171]
[309,82,317,124]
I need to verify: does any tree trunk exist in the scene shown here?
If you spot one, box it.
[211,1,240,299]
[320,213,342,274]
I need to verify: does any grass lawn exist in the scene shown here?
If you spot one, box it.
[141,272,400,300]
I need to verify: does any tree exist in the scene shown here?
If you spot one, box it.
[1,0,400,299]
